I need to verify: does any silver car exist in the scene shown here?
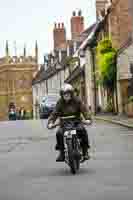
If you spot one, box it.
[39,95,59,119]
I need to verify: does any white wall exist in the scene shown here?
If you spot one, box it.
[117,43,133,114]
[85,49,94,111]
[117,45,133,81]
[32,67,67,118]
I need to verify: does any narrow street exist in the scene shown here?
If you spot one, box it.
[0,120,133,200]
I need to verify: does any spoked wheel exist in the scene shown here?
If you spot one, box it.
[70,159,77,174]
[67,140,80,174]
[70,158,80,174]
[76,159,80,170]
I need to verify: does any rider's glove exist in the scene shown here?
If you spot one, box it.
[47,123,53,129]
[84,119,92,125]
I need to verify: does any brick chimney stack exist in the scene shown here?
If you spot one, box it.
[71,10,84,41]
[53,22,66,50]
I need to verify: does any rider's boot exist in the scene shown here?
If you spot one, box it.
[56,150,65,162]
[82,147,90,160]
[55,144,60,150]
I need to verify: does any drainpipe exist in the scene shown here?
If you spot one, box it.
[115,53,119,114]
[91,47,97,115]
[46,80,48,94]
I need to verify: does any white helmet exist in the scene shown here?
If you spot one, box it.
[60,83,74,96]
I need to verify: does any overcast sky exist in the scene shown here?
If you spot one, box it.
[0,0,96,63]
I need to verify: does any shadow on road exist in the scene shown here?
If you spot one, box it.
[19,164,96,178]
[48,166,96,177]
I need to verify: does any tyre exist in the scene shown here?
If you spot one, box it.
[70,159,77,174]
[67,140,79,174]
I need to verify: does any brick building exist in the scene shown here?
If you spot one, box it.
[71,10,84,42]
[96,0,108,18]
[32,10,89,118]
[108,0,132,49]
[53,10,86,58]
[0,41,38,120]
[53,23,67,50]
[96,0,133,116]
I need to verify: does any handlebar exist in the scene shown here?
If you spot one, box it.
[60,116,76,119]
[47,119,92,130]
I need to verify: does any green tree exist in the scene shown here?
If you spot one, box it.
[96,38,117,112]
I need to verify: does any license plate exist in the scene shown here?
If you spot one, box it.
[64,131,72,138]
[71,130,76,135]
[67,134,72,138]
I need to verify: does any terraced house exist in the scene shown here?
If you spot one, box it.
[32,11,89,118]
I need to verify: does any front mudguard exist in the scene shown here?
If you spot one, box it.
[71,150,81,160]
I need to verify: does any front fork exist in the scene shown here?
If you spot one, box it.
[64,136,69,163]
[64,135,82,164]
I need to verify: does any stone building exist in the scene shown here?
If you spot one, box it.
[0,41,38,120]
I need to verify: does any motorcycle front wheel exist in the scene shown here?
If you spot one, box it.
[67,140,80,174]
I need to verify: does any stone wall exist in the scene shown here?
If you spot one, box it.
[0,63,37,120]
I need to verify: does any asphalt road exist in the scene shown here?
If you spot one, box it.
[0,119,133,200]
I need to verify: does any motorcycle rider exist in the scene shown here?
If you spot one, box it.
[47,83,92,162]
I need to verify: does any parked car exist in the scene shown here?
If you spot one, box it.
[40,96,47,108]
[39,95,59,119]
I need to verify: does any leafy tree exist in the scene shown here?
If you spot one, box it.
[96,38,117,112]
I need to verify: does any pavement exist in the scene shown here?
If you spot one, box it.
[0,119,133,200]
[95,114,133,129]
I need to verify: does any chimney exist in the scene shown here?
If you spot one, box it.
[62,23,64,28]
[58,23,60,28]
[73,11,76,16]
[54,23,57,29]
[53,22,66,50]
[71,10,84,41]
[78,10,82,16]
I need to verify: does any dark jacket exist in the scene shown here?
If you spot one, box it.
[48,96,91,124]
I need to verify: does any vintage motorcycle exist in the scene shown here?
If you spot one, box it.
[48,116,92,174]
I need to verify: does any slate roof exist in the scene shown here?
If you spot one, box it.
[65,66,85,83]
[32,20,103,86]
[81,23,97,36]
[32,63,63,85]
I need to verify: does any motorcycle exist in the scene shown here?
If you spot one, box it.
[48,116,92,174]
[8,108,16,121]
